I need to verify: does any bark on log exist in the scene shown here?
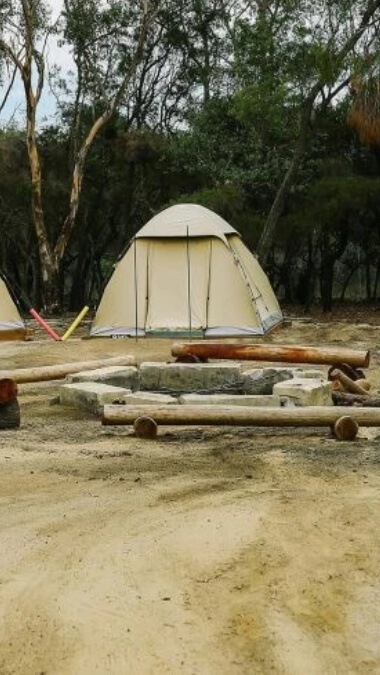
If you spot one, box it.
[332,392,380,407]
[102,404,380,427]
[333,416,359,441]
[355,379,371,391]
[0,356,136,384]
[0,328,29,341]
[0,399,20,429]
[172,343,370,368]
[328,363,365,381]
[134,416,158,439]
[330,369,369,396]
[0,379,18,403]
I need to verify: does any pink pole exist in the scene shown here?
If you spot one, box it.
[29,308,61,341]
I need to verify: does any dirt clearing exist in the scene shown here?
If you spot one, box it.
[1,316,380,674]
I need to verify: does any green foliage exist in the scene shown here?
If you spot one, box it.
[1,0,380,308]
[173,184,244,219]
[282,174,380,253]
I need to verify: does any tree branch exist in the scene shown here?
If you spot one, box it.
[0,62,18,116]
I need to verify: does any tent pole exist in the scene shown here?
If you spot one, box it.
[205,239,212,332]
[186,225,192,340]
[134,237,138,342]
[228,240,266,334]
[144,242,150,330]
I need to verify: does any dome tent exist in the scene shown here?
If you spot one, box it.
[0,273,26,340]
[90,204,283,338]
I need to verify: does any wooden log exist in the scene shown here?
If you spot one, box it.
[102,404,380,427]
[330,369,369,396]
[0,355,137,384]
[0,398,20,429]
[355,379,371,391]
[332,392,380,407]
[134,416,158,439]
[171,342,370,368]
[332,380,345,392]
[333,416,359,441]
[328,363,365,381]
[0,328,28,341]
[0,379,18,403]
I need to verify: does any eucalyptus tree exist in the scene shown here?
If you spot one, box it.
[0,0,157,310]
[0,0,53,301]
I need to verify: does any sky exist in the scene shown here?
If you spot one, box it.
[0,0,74,127]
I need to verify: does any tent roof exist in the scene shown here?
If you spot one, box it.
[135,204,239,241]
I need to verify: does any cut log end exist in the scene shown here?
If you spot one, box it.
[0,378,18,404]
[0,399,20,429]
[333,415,359,441]
[134,416,158,439]
[332,380,345,392]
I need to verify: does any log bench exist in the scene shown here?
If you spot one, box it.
[102,404,380,441]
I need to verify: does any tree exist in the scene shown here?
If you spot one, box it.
[0,0,156,310]
[248,0,380,264]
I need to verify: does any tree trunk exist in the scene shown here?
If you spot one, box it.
[320,259,335,312]
[53,6,151,269]
[24,86,60,311]
[373,261,380,300]
[303,232,316,312]
[257,93,316,264]
[339,261,361,301]
[365,257,372,300]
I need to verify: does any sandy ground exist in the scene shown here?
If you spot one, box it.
[1,316,380,674]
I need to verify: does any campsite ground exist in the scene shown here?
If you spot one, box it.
[1,309,380,674]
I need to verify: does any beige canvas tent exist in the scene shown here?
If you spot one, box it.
[0,274,26,339]
[90,204,283,338]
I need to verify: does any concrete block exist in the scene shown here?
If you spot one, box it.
[298,369,326,379]
[68,366,139,390]
[240,367,326,395]
[179,393,281,407]
[240,367,298,395]
[139,362,242,392]
[123,392,178,405]
[60,382,130,414]
[273,378,333,406]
